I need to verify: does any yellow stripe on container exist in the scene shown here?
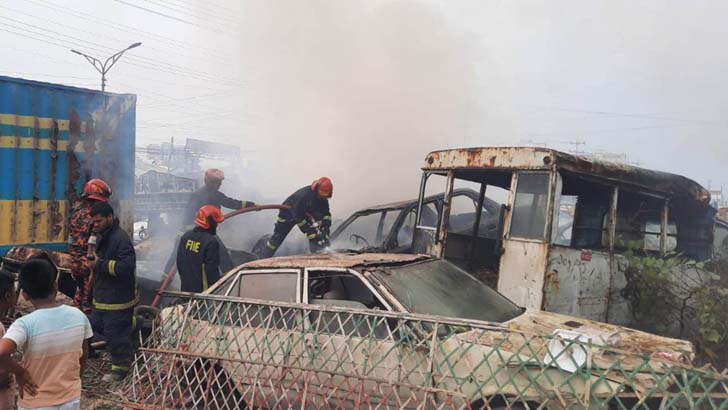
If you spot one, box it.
[0,200,68,246]
[0,113,76,132]
[0,136,70,150]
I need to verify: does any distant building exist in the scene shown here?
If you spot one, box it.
[135,170,198,231]
[710,189,724,209]
[136,138,244,176]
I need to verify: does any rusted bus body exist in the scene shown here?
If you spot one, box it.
[0,76,136,255]
[414,147,719,326]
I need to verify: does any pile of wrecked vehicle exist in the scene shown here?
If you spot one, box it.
[3,146,728,408]
[113,253,727,409]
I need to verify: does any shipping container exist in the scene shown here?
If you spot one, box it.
[0,76,136,255]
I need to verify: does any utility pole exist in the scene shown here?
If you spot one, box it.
[565,138,586,154]
[71,42,142,92]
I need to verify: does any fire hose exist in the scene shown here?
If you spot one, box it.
[149,204,291,308]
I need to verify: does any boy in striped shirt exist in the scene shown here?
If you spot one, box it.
[0,255,93,410]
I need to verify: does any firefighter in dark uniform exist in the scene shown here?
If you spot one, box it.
[258,177,333,258]
[181,168,255,230]
[176,205,225,293]
[165,168,255,273]
[88,201,138,382]
[68,179,112,314]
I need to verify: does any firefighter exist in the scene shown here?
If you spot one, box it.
[176,206,225,293]
[68,178,112,314]
[165,168,255,273]
[88,201,138,382]
[258,177,333,258]
[181,168,255,229]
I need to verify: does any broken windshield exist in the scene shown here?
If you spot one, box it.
[331,210,399,250]
[374,259,523,323]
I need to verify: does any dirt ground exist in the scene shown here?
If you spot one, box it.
[14,294,123,410]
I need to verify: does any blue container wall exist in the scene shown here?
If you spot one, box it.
[0,76,136,255]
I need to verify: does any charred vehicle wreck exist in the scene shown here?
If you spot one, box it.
[411,147,726,327]
[330,188,500,253]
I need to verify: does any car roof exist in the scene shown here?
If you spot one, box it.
[240,252,432,270]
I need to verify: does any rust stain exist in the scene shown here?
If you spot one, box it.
[67,110,82,205]
[546,270,560,293]
[563,320,583,328]
[422,147,710,204]
[242,253,431,270]
[49,119,61,240]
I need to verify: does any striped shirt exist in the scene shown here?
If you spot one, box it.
[3,305,92,408]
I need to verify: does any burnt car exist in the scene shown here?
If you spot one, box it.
[256,188,501,257]
[139,253,704,410]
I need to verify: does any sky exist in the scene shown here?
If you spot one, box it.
[1,0,727,214]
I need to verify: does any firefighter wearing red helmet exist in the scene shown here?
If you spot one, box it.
[181,169,255,229]
[166,169,255,273]
[68,178,112,313]
[175,205,225,292]
[257,177,333,258]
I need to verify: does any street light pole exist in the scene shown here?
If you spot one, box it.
[71,42,142,92]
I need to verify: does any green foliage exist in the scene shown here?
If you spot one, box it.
[622,248,728,369]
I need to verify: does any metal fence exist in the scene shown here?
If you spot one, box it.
[112,293,728,409]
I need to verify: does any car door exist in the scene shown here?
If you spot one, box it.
[211,269,303,409]
[301,268,427,409]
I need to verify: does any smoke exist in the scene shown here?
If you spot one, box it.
[235,0,506,215]
[135,0,728,265]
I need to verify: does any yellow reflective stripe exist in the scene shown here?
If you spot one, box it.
[265,241,277,250]
[108,260,117,276]
[323,215,332,220]
[0,136,70,150]
[0,114,73,131]
[201,265,209,291]
[297,220,308,227]
[307,233,317,239]
[276,217,288,223]
[111,365,129,372]
[93,292,139,311]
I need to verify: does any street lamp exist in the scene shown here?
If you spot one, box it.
[71,42,142,92]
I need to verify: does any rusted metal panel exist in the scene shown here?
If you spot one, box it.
[497,240,550,309]
[0,76,136,254]
[424,146,554,171]
[423,147,711,204]
[241,252,430,270]
[544,247,613,322]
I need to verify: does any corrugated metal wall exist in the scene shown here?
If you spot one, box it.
[0,76,136,255]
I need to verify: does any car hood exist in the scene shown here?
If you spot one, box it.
[501,309,695,362]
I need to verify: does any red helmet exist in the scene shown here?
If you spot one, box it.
[311,177,333,198]
[194,205,224,229]
[82,179,112,201]
[204,168,225,185]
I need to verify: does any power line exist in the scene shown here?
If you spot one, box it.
[0,15,241,85]
[525,122,724,140]
[27,0,233,63]
[110,0,233,36]
[0,20,243,87]
[141,0,239,28]
[173,0,239,19]
[519,103,724,126]
[2,3,234,70]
